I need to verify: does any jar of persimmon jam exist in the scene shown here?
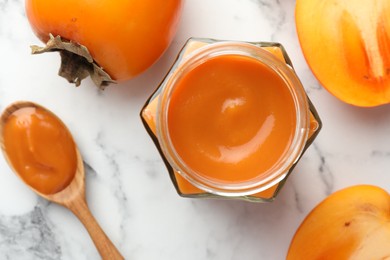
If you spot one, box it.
[141,38,321,202]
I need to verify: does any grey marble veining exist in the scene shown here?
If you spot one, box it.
[0,203,61,260]
[313,144,335,196]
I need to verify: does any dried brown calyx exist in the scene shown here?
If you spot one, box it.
[31,34,116,90]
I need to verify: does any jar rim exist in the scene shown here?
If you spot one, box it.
[156,41,310,196]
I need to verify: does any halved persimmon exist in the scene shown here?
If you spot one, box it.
[296,0,390,107]
[287,185,390,259]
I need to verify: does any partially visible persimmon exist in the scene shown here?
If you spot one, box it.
[287,185,390,259]
[296,0,390,107]
[25,0,183,88]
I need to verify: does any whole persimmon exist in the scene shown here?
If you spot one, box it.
[25,0,183,88]
[296,0,390,107]
[287,185,390,259]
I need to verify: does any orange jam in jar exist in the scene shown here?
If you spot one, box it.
[141,38,321,202]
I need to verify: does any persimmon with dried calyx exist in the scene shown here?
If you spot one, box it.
[287,185,390,259]
[295,0,390,107]
[25,0,183,89]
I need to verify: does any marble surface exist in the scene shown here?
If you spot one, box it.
[1,0,390,259]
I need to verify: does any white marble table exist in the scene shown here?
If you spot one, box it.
[1,0,390,259]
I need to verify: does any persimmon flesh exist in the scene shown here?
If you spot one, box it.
[25,0,183,82]
[296,0,390,107]
[287,185,390,259]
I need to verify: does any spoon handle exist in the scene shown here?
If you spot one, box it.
[66,196,124,260]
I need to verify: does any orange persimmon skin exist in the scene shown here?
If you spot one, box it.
[287,185,390,259]
[296,0,390,107]
[25,0,183,81]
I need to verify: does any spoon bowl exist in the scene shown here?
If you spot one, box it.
[0,101,124,259]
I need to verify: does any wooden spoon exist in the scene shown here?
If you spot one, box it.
[0,101,124,260]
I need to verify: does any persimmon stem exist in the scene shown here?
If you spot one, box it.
[31,34,116,89]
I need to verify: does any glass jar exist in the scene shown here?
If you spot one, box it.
[141,38,321,202]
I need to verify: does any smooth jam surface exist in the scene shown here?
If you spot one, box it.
[3,107,77,194]
[167,54,297,184]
